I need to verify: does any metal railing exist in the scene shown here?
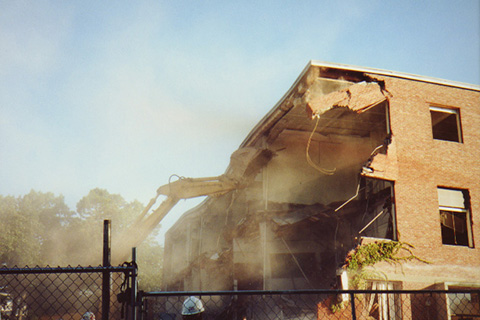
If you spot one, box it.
[139,289,480,320]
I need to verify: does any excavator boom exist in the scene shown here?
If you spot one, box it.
[113,147,274,263]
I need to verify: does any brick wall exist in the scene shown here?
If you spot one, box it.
[367,75,480,287]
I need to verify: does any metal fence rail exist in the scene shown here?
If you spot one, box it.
[0,264,137,320]
[140,289,480,320]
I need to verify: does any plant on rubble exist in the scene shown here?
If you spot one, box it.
[345,241,428,270]
[330,300,348,313]
[344,240,429,289]
[329,241,429,313]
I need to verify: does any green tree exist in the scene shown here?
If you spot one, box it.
[71,188,165,289]
[0,194,20,266]
[137,238,163,291]
[71,188,147,265]
[0,191,74,266]
[0,188,164,290]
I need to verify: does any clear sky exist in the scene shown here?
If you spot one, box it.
[1,0,479,243]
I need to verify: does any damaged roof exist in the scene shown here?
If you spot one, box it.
[240,60,480,148]
[168,60,479,237]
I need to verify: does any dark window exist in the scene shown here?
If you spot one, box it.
[438,187,473,247]
[358,178,397,240]
[430,106,462,142]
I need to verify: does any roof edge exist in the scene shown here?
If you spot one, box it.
[311,60,480,91]
[240,61,315,148]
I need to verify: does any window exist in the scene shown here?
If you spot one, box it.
[358,178,397,240]
[448,287,480,320]
[438,188,473,247]
[365,281,402,319]
[430,106,463,142]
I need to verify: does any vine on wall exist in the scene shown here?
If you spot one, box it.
[343,240,430,290]
[345,240,429,272]
[330,240,429,313]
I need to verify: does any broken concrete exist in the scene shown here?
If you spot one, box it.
[305,81,387,118]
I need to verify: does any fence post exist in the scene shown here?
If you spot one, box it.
[350,292,357,320]
[137,290,144,320]
[131,247,138,320]
[102,220,111,320]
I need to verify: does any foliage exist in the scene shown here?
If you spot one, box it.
[0,189,163,290]
[0,191,74,266]
[137,239,163,291]
[347,268,387,290]
[330,300,348,313]
[72,188,147,265]
[343,240,429,290]
[329,241,430,312]
[345,241,428,271]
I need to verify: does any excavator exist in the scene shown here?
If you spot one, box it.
[113,147,274,263]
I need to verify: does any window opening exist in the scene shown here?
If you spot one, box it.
[365,281,402,319]
[447,286,480,319]
[430,106,463,142]
[358,178,397,240]
[438,187,473,247]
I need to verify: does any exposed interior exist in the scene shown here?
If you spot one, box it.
[163,67,398,291]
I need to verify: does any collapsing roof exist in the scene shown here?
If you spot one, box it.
[164,61,403,291]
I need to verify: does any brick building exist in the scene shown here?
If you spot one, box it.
[163,62,480,300]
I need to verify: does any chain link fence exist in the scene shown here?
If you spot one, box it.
[0,264,136,320]
[140,289,480,320]
[2,265,479,320]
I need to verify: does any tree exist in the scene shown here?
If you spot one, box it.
[137,238,164,291]
[0,191,74,266]
[71,188,148,265]
[0,188,164,290]
[74,189,164,288]
[0,194,20,266]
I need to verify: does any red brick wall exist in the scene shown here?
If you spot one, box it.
[366,75,480,286]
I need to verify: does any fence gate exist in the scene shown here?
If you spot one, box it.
[0,263,137,320]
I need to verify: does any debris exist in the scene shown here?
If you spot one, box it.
[306,82,387,118]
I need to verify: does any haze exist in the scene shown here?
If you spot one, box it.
[1,1,479,242]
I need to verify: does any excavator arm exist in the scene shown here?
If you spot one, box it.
[113,147,274,263]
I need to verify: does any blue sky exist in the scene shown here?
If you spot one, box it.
[1,0,479,242]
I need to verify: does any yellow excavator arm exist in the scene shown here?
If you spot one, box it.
[113,147,274,262]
